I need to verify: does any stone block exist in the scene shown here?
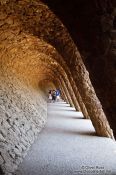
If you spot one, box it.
[3,120,11,129]
[0,133,6,142]
[4,162,17,173]
[13,147,22,157]
[19,143,26,151]
[0,129,7,138]
[8,150,15,159]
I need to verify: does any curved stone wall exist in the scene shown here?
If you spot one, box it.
[0,0,115,174]
[0,45,48,174]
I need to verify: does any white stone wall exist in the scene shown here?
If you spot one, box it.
[0,74,47,175]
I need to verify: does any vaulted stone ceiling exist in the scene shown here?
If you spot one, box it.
[0,0,116,174]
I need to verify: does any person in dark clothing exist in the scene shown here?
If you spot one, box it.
[52,90,56,102]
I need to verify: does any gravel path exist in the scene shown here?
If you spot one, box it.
[16,102,116,175]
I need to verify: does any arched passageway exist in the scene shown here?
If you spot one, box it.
[0,0,116,174]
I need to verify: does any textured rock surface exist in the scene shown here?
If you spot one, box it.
[0,55,47,174]
[42,0,116,137]
[0,0,115,174]
[0,0,114,139]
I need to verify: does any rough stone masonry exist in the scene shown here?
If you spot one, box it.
[0,0,116,174]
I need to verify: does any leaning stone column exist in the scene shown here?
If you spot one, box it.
[61,65,89,118]
[70,51,114,139]
[58,77,74,107]
[70,77,89,119]
[59,84,69,103]
[60,74,81,111]
[60,88,66,101]
[67,74,89,118]
[52,30,114,138]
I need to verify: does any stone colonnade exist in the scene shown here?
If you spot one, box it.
[0,0,115,174]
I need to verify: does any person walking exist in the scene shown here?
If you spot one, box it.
[56,89,60,102]
[52,90,56,102]
[48,90,52,103]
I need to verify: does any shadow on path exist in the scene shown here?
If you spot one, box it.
[15,102,116,175]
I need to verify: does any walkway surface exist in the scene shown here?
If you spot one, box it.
[16,102,116,175]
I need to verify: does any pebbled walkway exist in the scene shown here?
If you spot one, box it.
[16,102,116,175]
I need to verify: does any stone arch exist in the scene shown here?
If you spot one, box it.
[0,0,115,174]
[0,0,114,141]
[35,58,81,111]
